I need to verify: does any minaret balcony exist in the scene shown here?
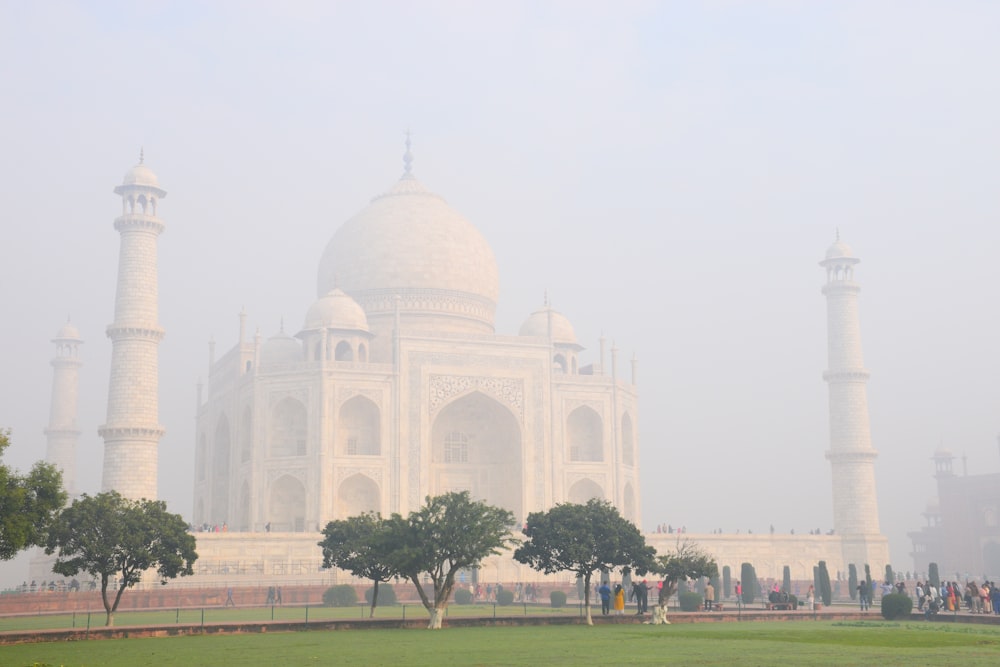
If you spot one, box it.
[822,369,870,382]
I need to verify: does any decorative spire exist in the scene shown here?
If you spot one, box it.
[139,147,144,165]
[543,290,549,307]
[835,227,840,242]
[402,130,413,178]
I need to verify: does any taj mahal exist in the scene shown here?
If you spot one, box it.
[191,141,640,534]
[31,143,890,584]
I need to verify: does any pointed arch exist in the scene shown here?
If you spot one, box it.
[553,354,567,374]
[270,397,306,457]
[336,474,380,518]
[339,395,380,455]
[240,406,253,463]
[269,475,306,532]
[236,480,250,531]
[212,414,231,524]
[622,481,636,522]
[431,391,523,521]
[567,406,603,462]
[358,343,368,362]
[621,412,635,466]
[567,478,603,504]
[334,340,354,361]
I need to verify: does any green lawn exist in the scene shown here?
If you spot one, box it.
[0,603,577,632]
[4,621,1000,666]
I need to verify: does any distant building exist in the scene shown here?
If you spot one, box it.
[909,448,1000,578]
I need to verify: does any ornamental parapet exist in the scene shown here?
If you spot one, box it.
[821,282,860,296]
[825,449,878,463]
[43,427,81,437]
[106,324,165,342]
[357,288,496,324]
[822,369,870,382]
[114,215,165,234]
[98,424,166,440]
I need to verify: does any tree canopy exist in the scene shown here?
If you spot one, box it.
[387,491,516,629]
[0,428,67,560]
[513,498,654,625]
[650,538,718,619]
[45,491,197,626]
[318,513,400,618]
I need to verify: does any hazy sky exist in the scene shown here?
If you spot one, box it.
[2,1,998,585]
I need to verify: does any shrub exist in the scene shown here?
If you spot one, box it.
[550,590,567,608]
[818,561,832,606]
[928,562,940,589]
[788,594,799,610]
[848,564,858,600]
[885,564,895,586]
[740,563,756,604]
[454,588,473,605]
[723,566,731,598]
[323,585,357,607]
[678,591,702,611]
[782,566,791,593]
[496,589,515,606]
[880,593,913,620]
[364,584,397,606]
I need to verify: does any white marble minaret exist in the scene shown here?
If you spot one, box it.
[44,319,83,497]
[99,152,166,500]
[820,234,890,570]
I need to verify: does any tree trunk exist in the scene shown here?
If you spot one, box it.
[650,605,670,625]
[370,579,378,619]
[427,606,444,629]
[583,572,593,626]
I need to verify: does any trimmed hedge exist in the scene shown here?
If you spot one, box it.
[454,588,473,604]
[678,591,702,612]
[550,590,567,608]
[323,585,357,607]
[881,593,913,620]
[497,589,515,606]
[364,585,397,605]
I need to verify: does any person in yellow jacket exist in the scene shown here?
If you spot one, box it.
[613,584,625,615]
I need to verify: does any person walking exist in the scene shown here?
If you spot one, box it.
[613,584,626,616]
[599,582,612,616]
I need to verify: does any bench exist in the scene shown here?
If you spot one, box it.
[765,602,794,611]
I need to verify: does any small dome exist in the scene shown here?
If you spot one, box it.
[55,320,81,341]
[261,331,302,366]
[122,163,161,188]
[519,306,578,346]
[824,238,853,261]
[303,288,369,332]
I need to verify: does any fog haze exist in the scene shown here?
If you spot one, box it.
[1,1,998,584]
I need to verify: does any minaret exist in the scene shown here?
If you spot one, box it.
[44,319,83,497]
[99,151,166,500]
[820,234,889,570]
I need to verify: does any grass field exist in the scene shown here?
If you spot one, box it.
[4,620,1000,666]
[0,603,576,632]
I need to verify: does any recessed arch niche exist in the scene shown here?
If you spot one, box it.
[269,475,305,532]
[339,395,380,455]
[431,391,522,521]
[567,406,603,462]
[567,478,603,504]
[336,474,380,518]
[211,415,231,524]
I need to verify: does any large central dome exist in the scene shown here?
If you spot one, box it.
[317,156,499,336]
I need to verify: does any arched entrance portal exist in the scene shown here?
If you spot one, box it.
[431,392,523,522]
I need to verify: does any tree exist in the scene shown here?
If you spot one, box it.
[782,565,791,594]
[0,428,67,560]
[387,491,516,629]
[848,563,858,600]
[818,561,832,606]
[885,564,895,586]
[649,539,717,624]
[514,498,654,626]
[318,513,400,618]
[45,491,197,626]
[722,565,732,598]
[928,562,940,590]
